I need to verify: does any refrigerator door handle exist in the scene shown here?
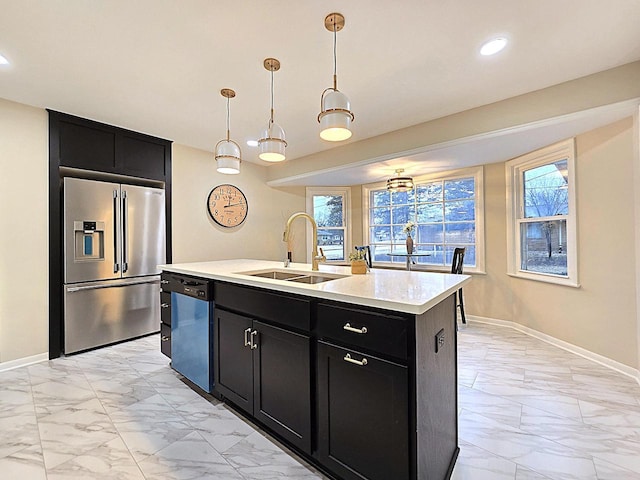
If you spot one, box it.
[122,190,128,273]
[67,278,160,292]
[113,189,119,273]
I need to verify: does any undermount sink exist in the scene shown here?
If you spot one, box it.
[238,269,348,284]
[287,275,341,284]
[249,270,306,281]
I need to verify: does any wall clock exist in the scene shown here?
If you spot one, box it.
[207,184,248,228]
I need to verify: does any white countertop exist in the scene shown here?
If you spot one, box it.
[159,259,471,315]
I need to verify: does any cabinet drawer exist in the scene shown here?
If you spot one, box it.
[317,303,408,360]
[160,272,181,292]
[215,283,311,332]
[160,323,171,358]
[160,291,171,326]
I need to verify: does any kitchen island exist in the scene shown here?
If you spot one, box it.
[159,259,470,480]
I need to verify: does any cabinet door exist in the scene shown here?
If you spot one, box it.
[253,321,311,454]
[317,341,410,480]
[120,134,168,181]
[58,119,117,172]
[215,309,254,414]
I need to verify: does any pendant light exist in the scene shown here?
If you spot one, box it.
[318,12,354,142]
[215,88,241,175]
[258,58,287,162]
[387,169,414,192]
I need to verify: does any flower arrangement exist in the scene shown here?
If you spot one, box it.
[349,246,368,274]
[348,246,367,262]
[403,221,416,236]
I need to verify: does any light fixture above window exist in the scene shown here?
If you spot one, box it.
[215,88,241,175]
[258,58,287,162]
[387,169,414,192]
[318,12,354,142]
[480,37,508,56]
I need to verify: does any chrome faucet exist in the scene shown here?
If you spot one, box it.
[283,212,326,271]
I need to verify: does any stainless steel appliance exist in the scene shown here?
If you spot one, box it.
[63,177,166,353]
[168,273,215,393]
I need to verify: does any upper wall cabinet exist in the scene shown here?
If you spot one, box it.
[49,110,171,181]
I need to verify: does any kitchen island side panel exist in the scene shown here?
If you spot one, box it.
[415,294,458,479]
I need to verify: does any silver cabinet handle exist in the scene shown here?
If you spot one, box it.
[250,330,258,350]
[343,323,368,334]
[244,328,252,347]
[344,353,368,366]
[161,303,169,308]
[161,335,170,342]
[161,280,169,284]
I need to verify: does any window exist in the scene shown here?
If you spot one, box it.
[506,139,578,286]
[306,187,351,263]
[363,167,484,272]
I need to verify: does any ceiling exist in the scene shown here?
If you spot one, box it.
[1,0,640,178]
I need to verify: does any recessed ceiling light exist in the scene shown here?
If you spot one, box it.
[246,140,258,147]
[480,37,507,56]
[0,54,9,65]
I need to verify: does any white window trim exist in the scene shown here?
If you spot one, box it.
[306,187,352,265]
[362,166,485,273]
[505,138,579,287]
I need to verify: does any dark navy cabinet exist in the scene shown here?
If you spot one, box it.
[172,278,459,480]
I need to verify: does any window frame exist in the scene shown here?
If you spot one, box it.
[506,138,579,287]
[362,166,485,273]
[306,187,352,264]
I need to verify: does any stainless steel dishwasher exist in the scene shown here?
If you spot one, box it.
[168,274,214,393]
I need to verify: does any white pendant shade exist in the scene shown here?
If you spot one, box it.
[215,88,241,175]
[215,139,241,174]
[258,121,287,162]
[319,90,353,141]
[318,13,354,142]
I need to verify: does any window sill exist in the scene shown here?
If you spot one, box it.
[507,272,580,288]
[371,263,486,275]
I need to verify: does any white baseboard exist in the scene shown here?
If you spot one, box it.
[0,352,48,372]
[466,315,640,386]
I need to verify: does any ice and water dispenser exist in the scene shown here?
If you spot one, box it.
[73,220,105,261]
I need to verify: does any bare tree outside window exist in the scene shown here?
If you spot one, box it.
[520,160,568,274]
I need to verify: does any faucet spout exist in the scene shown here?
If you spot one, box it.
[283,212,326,271]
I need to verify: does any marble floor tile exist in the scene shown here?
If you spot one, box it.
[451,442,518,479]
[0,444,47,480]
[190,404,261,454]
[0,407,41,459]
[137,431,244,480]
[222,431,325,479]
[46,437,145,480]
[37,397,120,469]
[109,395,195,462]
[1,323,639,479]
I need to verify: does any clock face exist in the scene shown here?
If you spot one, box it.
[207,184,248,228]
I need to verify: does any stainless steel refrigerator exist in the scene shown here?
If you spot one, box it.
[63,177,166,354]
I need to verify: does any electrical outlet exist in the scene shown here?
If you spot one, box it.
[435,328,445,353]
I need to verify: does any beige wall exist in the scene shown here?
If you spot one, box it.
[465,118,638,368]
[0,98,49,363]
[268,61,640,185]
[171,144,306,264]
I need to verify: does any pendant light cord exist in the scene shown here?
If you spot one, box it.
[270,68,274,126]
[333,24,338,90]
[226,96,230,141]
